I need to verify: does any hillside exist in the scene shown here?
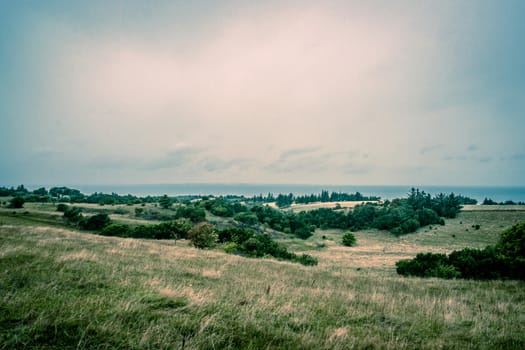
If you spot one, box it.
[1,206,525,349]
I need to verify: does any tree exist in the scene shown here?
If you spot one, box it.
[81,213,111,230]
[495,222,525,279]
[158,195,173,209]
[8,196,25,209]
[188,223,218,249]
[63,206,83,223]
[32,187,48,196]
[342,232,356,247]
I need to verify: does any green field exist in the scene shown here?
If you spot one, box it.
[1,203,525,349]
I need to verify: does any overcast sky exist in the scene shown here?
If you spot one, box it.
[1,0,524,187]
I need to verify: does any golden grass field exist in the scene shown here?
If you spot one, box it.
[1,203,525,349]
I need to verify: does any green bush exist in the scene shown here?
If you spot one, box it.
[294,254,318,266]
[158,195,173,209]
[397,222,525,280]
[188,223,218,249]
[8,196,25,209]
[81,213,111,230]
[56,203,69,212]
[341,232,356,247]
[222,242,238,254]
[101,224,131,237]
[63,206,83,223]
[233,212,259,225]
[495,222,525,279]
[395,253,449,278]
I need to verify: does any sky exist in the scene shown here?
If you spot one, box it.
[1,0,524,187]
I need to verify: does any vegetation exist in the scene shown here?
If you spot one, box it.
[483,197,525,205]
[188,222,218,249]
[8,196,25,209]
[2,185,477,240]
[2,205,525,349]
[396,222,525,280]
[341,231,356,247]
[158,194,174,209]
[217,227,318,266]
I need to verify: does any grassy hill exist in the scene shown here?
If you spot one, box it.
[1,205,525,349]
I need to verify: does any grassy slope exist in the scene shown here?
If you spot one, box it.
[1,207,525,349]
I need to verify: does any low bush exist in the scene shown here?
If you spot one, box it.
[293,254,319,266]
[341,232,356,247]
[101,224,131,237]
[56,203,69,212]
[80,213,111,231]
[397,222,525,280]
[63,206,83,223]
[188,223,218,249]
[8,196,25,209]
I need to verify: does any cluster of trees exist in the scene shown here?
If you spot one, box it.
[284,189,464,236]
[482,198,525,205]
[55,201,318,266]
[294,190,380,204]
[217,227,318,266]
[248,190,380,207]
[0,185,153,205]
[154,189,466,238]
[396,222,525,280]
[273,191,380,208]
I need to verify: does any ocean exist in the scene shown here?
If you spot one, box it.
[71,184,525,203]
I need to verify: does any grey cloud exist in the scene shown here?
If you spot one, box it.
[266,148,329,173]
[511,153,525,160]
[144,148,203,170]
[88,147,203,171]
[201,158,254,172]
[278,146,323,161]
[420,144,443,155]
[467,144,478,152]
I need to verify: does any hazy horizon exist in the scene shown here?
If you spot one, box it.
[1,1,524,186]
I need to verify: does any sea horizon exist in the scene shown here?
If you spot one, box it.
[13,183,525,203]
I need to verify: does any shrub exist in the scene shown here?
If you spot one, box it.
[395,253,449,277]
[218,227,253,244]
[56,203,69,212]
[294,254,318,266]
[158,195,173,209]
[101,224,131,237]
[188,223,218,249]
[341,232,356,247]
[8,196,25,209]
[294,226,314,239]
[448,246,502,279]
[81,213,111,230]
[233,212,259,225]
[63,206,83,223]
[495,222,525,279]
[222,242,238,254]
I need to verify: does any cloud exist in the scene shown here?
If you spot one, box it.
[420,144,443,155]
[1,2,524,186]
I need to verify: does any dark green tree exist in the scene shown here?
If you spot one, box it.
[8,196,25,208]
[188,223,218,249]
[342,232,356,246]
[158,195,173,209]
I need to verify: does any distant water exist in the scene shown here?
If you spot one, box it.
[73,184,525,203]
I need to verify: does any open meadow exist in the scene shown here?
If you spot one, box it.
[1,203,525,349]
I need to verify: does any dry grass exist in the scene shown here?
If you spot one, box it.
[1,206,525,349]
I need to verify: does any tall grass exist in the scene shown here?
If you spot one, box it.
[2,216,525,349]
